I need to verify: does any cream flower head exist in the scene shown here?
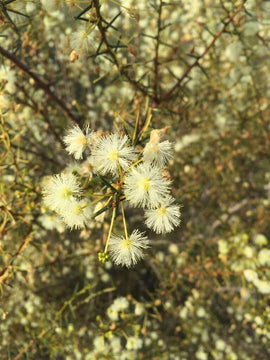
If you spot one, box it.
[42,172,82,212]
[144,196,181,234]
[143,140,173,167]
[109,230,149,268]
[91,133,136,176]
[124,163,171,208]
[63,125,95,160]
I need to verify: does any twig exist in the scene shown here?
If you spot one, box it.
[16,83,65,148]
[0,45,81,126]
[11,143,59,165]
[92,0,150,97]
[160,5,244,103]
[13,284,116,360]
[0,228,33,284]
[154,0,163,102]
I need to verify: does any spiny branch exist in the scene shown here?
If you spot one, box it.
[0,45,81,126]
[153,0,163,102]
[160,5,244,103]
[92,0,150,97]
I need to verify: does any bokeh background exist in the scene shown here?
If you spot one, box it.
[0,0,269,359]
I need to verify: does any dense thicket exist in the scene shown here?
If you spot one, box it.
[0,1,269,359]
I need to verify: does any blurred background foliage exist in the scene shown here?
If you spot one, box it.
[0,0,269,359]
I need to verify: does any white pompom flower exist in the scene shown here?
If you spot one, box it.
[144,196,181,234]
[109,230,149,268]
[124,164,171,208]
[143,140,173,167]
[61,199,92,229]
[70,25,93,54]
[91,133,136,176]
[42,173,82,212]
[63,125,94,160]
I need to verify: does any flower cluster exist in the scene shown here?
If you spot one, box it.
[218,233,270,295]
[42,172,92,229]
[42,122,181,267]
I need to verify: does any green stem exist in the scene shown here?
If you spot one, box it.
[117,161,123,182]
[104,206,116,253]
[128,157,143,170]
[82,194,112,209]
[99,175,118,192]
[132,109,140,144]
[120,201,129,240]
